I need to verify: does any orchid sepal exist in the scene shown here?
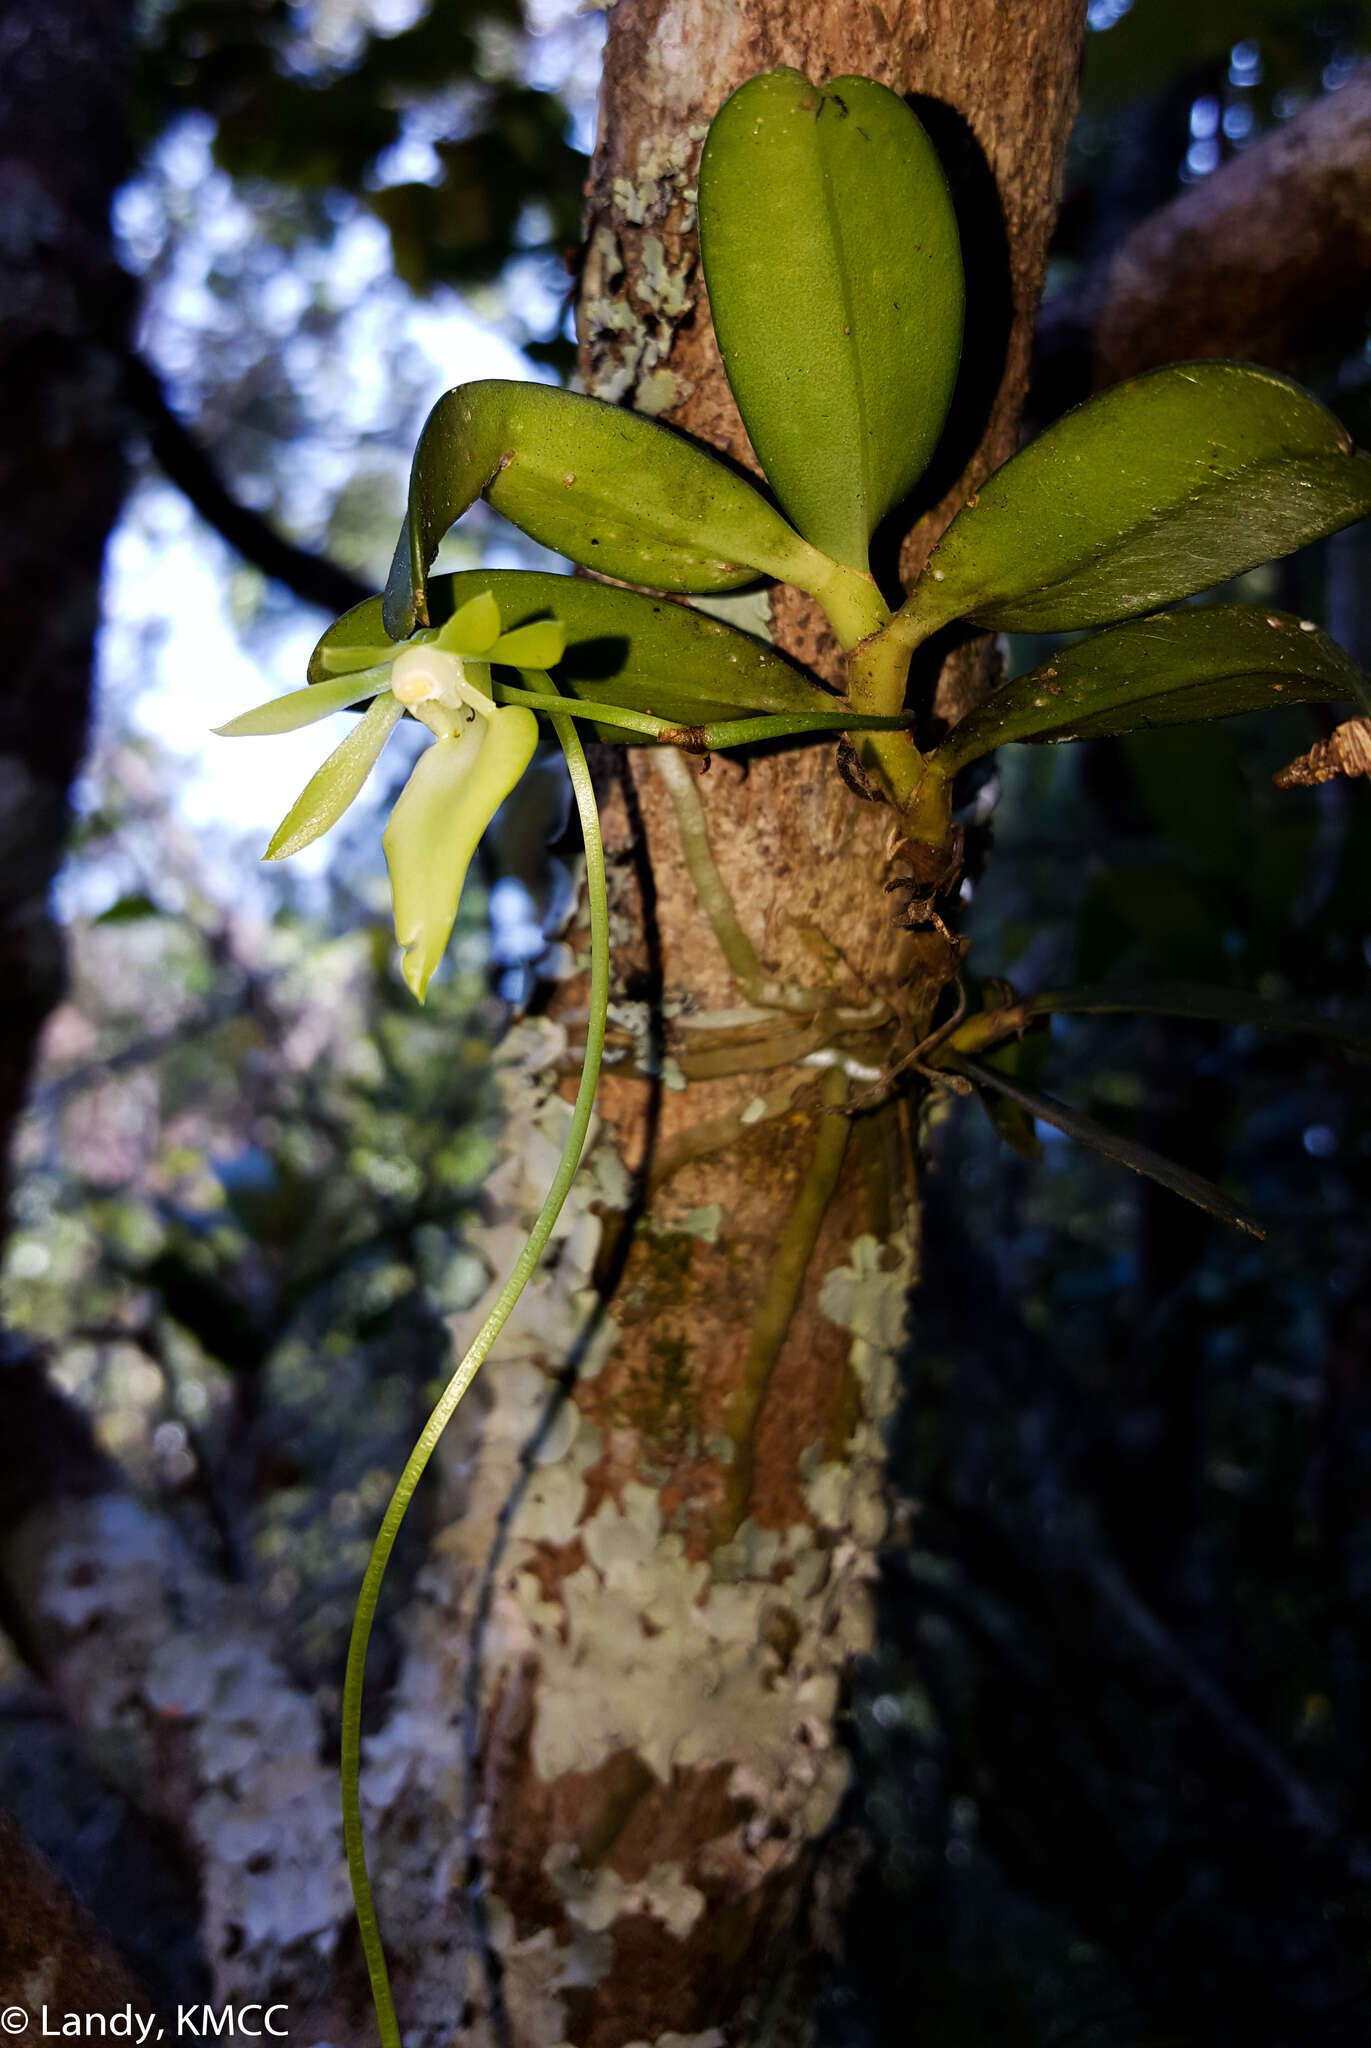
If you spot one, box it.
[264,693,405,861]
[215,666,395,737]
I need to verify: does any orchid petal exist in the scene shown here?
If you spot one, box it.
[265,693,405,861]
[383,704,538,1001]
[215,668,395,737]
[489,619,567,669]
[436,590,502,656]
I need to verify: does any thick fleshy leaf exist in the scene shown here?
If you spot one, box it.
[966,1024,1050,1161]
[698,69,963,571]
[438,589,502,655]
[310,571,834,730]
[383,704,538,1000]
[264,694,404,861]
[1025,981,1371,1057]
[907,363,1371,635]
[932,607,1363,775]
[489,619,567,669]
[216,668,393,737]
[950,1055,1266,1239]
[382,379,826,638]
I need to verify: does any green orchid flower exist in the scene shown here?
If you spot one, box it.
[217,592,550,1000]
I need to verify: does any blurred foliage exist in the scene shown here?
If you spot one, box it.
[1080,0,1366,109]
[136,0,587,293]
[1,723,527,1701]
[118,1,593,587]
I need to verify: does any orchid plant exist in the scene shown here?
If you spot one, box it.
[219,65,1371,2046]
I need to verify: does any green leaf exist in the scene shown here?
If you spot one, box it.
[310,571,836,732]
[698,69,963,572]
[950,1054,1266,1240]
[933,607,1363,775]
[93,892,163,925]
[382,379,827,638]
[907,363,1371,636]
[383,705,539,1001]
[1025,981,1371,1058]
[265,694,404,861]
[975,1032,1048,1161]
[215,668,393,737]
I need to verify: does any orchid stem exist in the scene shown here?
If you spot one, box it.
[495,675,912,750]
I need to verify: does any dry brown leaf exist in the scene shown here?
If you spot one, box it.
[1274,717,1371,788]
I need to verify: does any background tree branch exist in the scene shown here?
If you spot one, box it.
[0,1349,353,2016]
[1093,65,1371,385]
[125,355,372,618]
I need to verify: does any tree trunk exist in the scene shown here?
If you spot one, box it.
[361,7,1085,2044]
[0,0,138,1991]
[0,0,132,1202]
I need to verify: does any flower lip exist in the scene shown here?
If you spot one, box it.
[384,700,539,1001]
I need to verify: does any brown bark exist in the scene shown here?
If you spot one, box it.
[0,1810,158,2015]
[1093,66,1371,387]
[0,0,132,1207]
[395,7,1086,2045]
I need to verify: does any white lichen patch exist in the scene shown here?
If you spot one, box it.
[472,1205,912,1911]
[610,131,706,231]
[478,1913,578,2046]
[5,1493,348,1998]
[625,2036,724,2048]
[802,1229,917,1553]
[544,1842,706,1939]
[634,368,685,418]
[655,1202,723,1243]
[581,219,696,413]
[504,1473,867,1857]
[636,234,693,318]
